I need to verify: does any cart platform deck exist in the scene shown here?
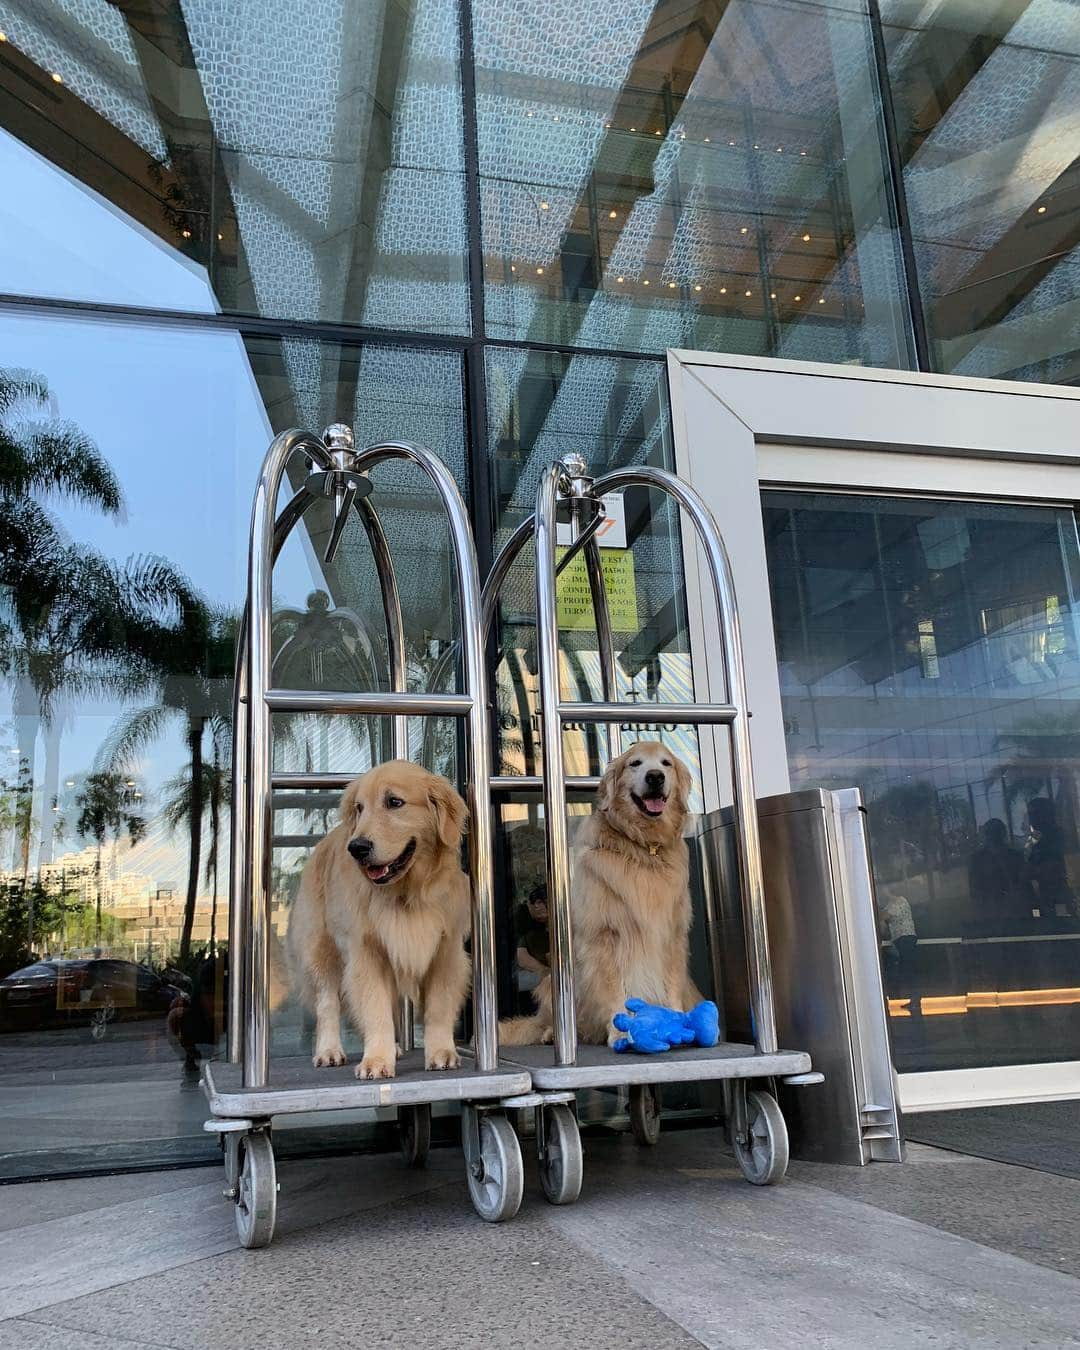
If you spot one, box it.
[203,1052,532,1118]
[502,1042,811,1090]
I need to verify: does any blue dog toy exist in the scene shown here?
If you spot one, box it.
[611,998,720,1053]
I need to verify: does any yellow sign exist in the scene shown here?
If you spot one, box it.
[556,547,638,632]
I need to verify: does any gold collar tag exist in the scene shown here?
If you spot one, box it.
[648,844,659,856]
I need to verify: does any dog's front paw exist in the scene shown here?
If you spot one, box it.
[425,1044,460,1071]
[606,1024,623,1048]
[356,1052,396,1080]
[313,1044,347,1068]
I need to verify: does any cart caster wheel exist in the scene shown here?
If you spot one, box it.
[733,1090,789,1186]
[399,1104,431,1168]
[222,1132,241,1190]
[234,1131,277,1248]
[538,1103,583,1205]
[629,1083,662,1146]
[466,1113,524,1223]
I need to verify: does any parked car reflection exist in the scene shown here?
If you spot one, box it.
[0,959,187,1035]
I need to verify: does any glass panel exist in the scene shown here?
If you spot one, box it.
[474,0,914,366]
[0,312,465,1175]
[763,489,1080,1073]
[487,348,709,1030]
[880,1,1080,382]
[0,0,469,332]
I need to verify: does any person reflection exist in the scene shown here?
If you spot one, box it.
[1024,798,1077,922]
[968,819,1032,935]
[878,883,917,1009]
[514,883,550,1011]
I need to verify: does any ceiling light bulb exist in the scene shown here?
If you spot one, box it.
[667,281,676,288]
[616,276,625,283]
[654,129,662,136]
[740,226,748,235]
[770,292,777,299]
[181,229,192,238]
[643,278,650,285]
[694,284,702,292]
[794,295,801,302]
[0,31,7,41]
[800,150,807,156]
[776,146,783,152]
[527,111,534,118]
[536,266,544,274]
[51,72,63,84]
[745,289,752,297]
[1037,204,1047,214]
[720,286,727,294]
[704,136,710,143]
[609,210,617,218]
[818,297,825,304]
[802,233,811,242]
[630,127,636,133]
[511,264,516,272]
[728,140,735,146]
[540,201,549,210]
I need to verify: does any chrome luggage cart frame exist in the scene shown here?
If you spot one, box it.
[487,456,818,1197]
[204,424,531,1246]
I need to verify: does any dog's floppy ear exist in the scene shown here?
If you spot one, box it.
[671,754,693,814]
[428,774,468,850]
[597,749,626,813]
[339,777,361,822]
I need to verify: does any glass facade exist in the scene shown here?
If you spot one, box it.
[764,491,1080,1072]
[879,0,1080,381]
[0,0,1077,1175]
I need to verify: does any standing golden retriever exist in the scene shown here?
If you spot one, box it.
[501,741,697,1046]
[287,761,470,1080]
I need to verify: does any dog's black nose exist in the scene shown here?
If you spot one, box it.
[347,836,374,861]
[645,769,666,791]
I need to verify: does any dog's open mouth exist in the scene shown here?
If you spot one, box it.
[631,792,668,818]
[363,838,417,884]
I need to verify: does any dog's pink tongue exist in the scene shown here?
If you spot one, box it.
[366,862,391,881]
[644,797,666,815]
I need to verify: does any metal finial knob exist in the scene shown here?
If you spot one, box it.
[562,452,588,479]
[323,422,355,451]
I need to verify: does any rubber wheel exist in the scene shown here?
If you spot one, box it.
[234,1131,277,1248]
[629,1083,662,1146]
[733,1089,789,1186]
[399,1104,431,1168]
[538,1103,583,1206]
[222,1132,241,1190]
[466,1113,524,1223]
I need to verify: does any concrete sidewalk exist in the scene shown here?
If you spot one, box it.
[1,1129,1079,1349]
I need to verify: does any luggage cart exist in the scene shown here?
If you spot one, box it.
[486,455,819,1200]
[203,424,531,1247]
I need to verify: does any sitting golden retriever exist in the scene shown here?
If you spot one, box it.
[287,760,470,1080]
[501,741,698,1046]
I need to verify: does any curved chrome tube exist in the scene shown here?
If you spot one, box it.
[350,442,498,1072]
[591,464,777,1056]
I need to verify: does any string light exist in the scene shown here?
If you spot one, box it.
[794,294,801,302]
[802,233,811,242]
[776,146,783,153]
[609,210,617,218]
[740,226,748,235]
[719,286,727,294]
[1037,204,1047,214]
[181,229,192,238]
[527,110,534,118]
[616,275,625,283]
[536,266,544,274]
[694,284,702,291]
[704,136,710,143]
[728,140,735,146]
[654,129,662,136]
[667,281,676,288]
[630,127,636,133]
[800,150,807,156]
[511,264,516,272]
[744,289,752,297]
[818,297,825,304]
[770,292,777,299]
[643,279,650,285]
[540,201,549,210]
[0,31,7,40]
[51,72,63,84]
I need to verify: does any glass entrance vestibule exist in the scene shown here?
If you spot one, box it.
[671,352,1080,1113]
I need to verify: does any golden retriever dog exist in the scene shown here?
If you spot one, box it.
[287,760,470,1080]
[501,741,697,1046]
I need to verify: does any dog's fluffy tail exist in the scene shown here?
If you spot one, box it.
[497,1012,553,1045]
